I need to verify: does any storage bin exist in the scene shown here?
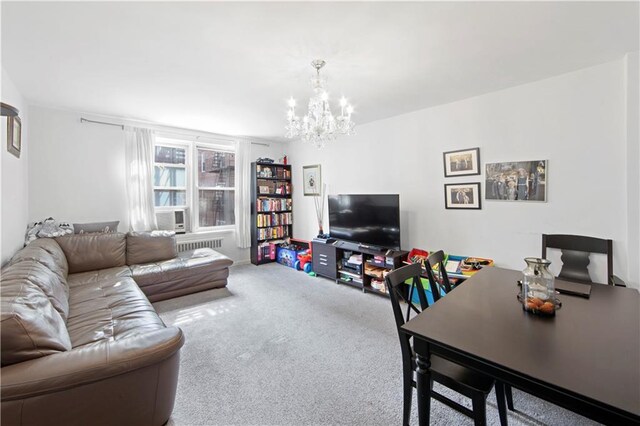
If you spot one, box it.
[405,277,445,306]
[276,246,305,268]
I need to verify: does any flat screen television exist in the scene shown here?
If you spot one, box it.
[328,194,400,250]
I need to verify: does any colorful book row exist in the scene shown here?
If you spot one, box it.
[256,198,292,212]
[257,212,293,227]
[257,226,291,241]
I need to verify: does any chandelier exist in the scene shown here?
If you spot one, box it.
[285,59,355,148]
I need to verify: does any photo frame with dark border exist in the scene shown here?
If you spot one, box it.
[7,116,21,159]
[443,147,480,177]
[485,160,547,202]
[444,182,481,210]
[302,164,321,196]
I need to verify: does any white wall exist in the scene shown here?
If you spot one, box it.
[28,106,284,262]
[289,58,637,288]
[1,67,29,265]
[625,51,639,288]
[29,107,128,228]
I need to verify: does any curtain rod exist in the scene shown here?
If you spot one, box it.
[79,117,270,147]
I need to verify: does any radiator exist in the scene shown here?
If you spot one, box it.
[177,238,223,252]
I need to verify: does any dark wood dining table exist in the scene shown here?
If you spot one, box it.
[401,267,640,426]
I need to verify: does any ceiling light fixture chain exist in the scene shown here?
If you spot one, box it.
[285,59,355,148]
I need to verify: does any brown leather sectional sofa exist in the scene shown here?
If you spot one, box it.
[1,232,233,425]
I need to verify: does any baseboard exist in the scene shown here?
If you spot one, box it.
[231,259,251,266]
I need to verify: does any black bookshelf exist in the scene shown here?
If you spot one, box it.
[250,162,293,265]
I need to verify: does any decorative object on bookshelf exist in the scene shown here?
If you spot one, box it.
[303,164,321,196]
[485,160,547,202]
[444,182,481,210]
[251,161,293,265]
[284,60,355,148]
[443,147,480,177]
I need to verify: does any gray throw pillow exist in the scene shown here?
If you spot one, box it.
[73,221,119,234]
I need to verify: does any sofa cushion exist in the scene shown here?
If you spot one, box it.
[126,231,177,265]
[9,241,69,297]
[67,266,132,288]
[67,277,165,348]
[130,248,233,300]
[1,271,72,366]
[2,260,69,322]
[73,220,120,234]
[56,233,127,274]
[24,238,69,278]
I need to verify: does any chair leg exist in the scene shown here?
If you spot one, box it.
[471,392,487,426]
[495,382,509,426]
[505,384,514,411]
[402,368,413,426]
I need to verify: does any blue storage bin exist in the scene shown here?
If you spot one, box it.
[406,277,445,306]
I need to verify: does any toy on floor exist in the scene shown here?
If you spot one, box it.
[295,249,314,274]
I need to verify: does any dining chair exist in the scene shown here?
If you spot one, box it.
[384,261,510,426]
[424,251,515,416]
[542,234,625,286]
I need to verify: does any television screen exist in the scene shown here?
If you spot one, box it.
[328,194,400,249]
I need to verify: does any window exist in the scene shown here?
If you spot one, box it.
[197,148,235,227]
[153,145,187,207]
[153,138,235,231]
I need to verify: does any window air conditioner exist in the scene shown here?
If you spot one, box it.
[156,209,187,234]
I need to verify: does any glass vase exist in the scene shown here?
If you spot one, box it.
[522,257,556,316]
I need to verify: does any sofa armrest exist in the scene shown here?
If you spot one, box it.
[1,326,184,401]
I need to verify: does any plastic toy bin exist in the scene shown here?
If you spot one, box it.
[276,246,306,268]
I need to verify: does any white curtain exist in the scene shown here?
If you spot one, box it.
[125,127,158,232]
[234,139,251,248]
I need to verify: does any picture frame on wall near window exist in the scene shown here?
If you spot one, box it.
[444,182,481,210]
[443,147,480,177]
[303,164,321,196]
[7,116,21,159]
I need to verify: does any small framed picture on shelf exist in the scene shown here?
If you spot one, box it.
[303,164,321,196]
[444,182,481,210]
[259,185,271,194]
[443,147,480,177]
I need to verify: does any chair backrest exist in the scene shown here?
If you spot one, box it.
[423,250,453,296]
[541,234,613,285]
[384,263,431,366]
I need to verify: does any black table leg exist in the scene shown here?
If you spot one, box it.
[415,351,433,426]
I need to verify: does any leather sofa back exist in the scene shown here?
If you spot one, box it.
[10,238,69,280]
[1,262,72,366]
[56,233,127,274]
[127,231,177,265]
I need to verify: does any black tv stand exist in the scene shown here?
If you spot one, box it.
[311,239,408,297]
[358,244,383,252]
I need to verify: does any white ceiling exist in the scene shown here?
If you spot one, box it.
[2,2,638,141]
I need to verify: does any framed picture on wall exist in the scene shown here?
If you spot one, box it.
[443,147,480,177]
[485,160,547,202]
[444,182,481,210]
[303,164,321,196]
[6,115,21,159]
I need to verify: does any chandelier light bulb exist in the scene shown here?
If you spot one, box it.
[284,59,355,148]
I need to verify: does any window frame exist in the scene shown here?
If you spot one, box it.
[193,143,236,232]
[153,139,190,211]
[152,136,236,233]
